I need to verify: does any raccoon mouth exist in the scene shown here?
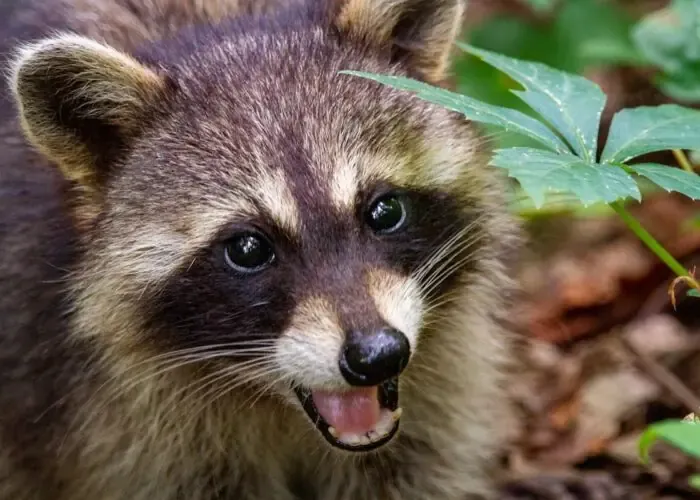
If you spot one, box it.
[293,378,401,452]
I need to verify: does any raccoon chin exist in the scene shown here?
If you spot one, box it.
[293,378,402,452]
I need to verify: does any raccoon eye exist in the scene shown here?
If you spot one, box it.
[224,232,275,273]
[366,194,407,234]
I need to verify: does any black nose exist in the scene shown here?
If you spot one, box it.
[339,328,411,386]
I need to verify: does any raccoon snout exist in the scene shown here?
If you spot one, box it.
[339,328,411,387]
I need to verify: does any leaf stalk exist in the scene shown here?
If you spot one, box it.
[611,202,694,280]
[673,149,695,173]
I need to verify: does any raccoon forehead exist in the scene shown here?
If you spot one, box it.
[154,26,484,194]
[139,87,480,220]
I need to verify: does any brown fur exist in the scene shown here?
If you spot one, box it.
[0,1,521,499]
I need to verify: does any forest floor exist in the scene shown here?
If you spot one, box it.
[495,193,700,499]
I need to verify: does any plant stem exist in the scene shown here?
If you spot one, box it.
[672,149,695,173]
[611,202,691,279]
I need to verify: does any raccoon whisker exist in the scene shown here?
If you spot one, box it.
[81,342,278,402]
[167,358,279,415]
[167,302,271,328]
[75,362,280,454]
[405,357,448,379]
[425,219,486,266]
[421,251,480,301]
[415,295,463,333]
[313,443,334,477]
[130,340,279,365]
[420,293,461,321]
[421,249,482,299]
[65,359,277,456]
[68,353,276,442]
[242,371,291,410]
[412,222,474,282]
[183,364,285,430]
[412,214,487,285]
[423,221,486,279]
[161,366,255,426]
[418,231,486,297]
[110,352,275,398]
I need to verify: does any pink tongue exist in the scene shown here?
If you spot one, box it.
[311,387,381,435]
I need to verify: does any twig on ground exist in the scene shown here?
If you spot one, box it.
[619,335,700,415]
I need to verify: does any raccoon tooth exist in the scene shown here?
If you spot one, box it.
[392,408,403,421]
[328,426,338,438]
[339,433,362,446]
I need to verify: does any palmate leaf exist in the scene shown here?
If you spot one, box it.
[339,71,569,154]
[630,163,700,200]
[343,49,700,210]
[459,43,606,162]
[491,148,640,208]
[602,105,700,163]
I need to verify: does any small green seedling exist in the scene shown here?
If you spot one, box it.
[639,417,700,489]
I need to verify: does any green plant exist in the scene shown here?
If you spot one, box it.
[568,0,700,103]
[342,41,700,488]
[639,416,700,488]
[632,0,700,103]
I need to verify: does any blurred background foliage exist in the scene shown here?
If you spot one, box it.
[453,0,699,217]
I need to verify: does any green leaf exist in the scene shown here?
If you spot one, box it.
[451,50,529,112]
[490,148,640,208]
[464,16,579,73]
[555,0,641,68]
[629,164,700,200]
[601,105,700,164]
[691,474,700,490]
[639,419,700,464]
[459,43,607,162]
[658,71,700,103]
[688,289,700,298]
[339,71,569,153]
[633,0,700,74]
[579,39,647,66]
[633,0,700,103]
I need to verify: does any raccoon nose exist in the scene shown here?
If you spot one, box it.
[339,328,411,387]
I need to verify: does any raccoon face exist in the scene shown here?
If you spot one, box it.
[9,0,500,453]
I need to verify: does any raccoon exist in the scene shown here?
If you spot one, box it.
[0,0,521,499]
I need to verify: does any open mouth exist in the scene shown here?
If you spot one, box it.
[294,377,401,452]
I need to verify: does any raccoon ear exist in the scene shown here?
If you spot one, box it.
[334,0,465,82]
[9,34,168,190]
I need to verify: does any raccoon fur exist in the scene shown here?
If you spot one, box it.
[0,0,521,498]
